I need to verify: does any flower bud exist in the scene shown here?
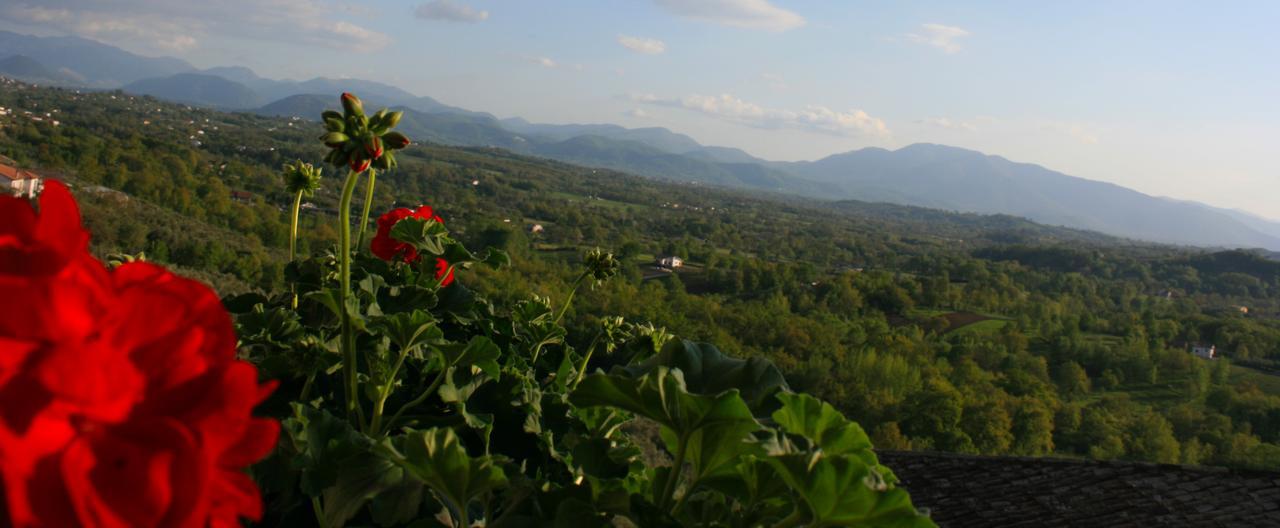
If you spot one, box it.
[320,131,349,147]
[384,111,403,129]
[350,154,371,173]
[373,153,391,171]
[341,92,364,117]
[324,116,345,132]
[383,131,411,150]
[365,136,384,159]
[321,110,343,122]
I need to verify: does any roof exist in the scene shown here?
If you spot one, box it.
[878,450,1280,528]
[0,163,39,181]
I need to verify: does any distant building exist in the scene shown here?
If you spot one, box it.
[1236,306,1250,315]
[1155,290,1176,300]
[530,224,544,234]
[1191,344,1216,360]
[230,190,253,203]
[1,163,42,198]
[657,256,684,269]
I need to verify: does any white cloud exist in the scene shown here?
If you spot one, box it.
[1040,122,1100,144]
[1,1,390,53]
[617,34,666,54]
[652,0,804,32]
[905,23,970,54]
[531,56,558,68]
[634,92,889,137]
[626,108,650,118]
[919,117,978,132]
[415,0,489,23]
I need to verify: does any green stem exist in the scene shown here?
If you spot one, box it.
[659,431,690,511]
[773,509,806,528]
[290,190,303,262]
[290,190,303,308]
[571,333,603,389]
[371,344,415,434]
[311,497,329,528]
[338,169,362,424]
[553,272,589,325]
[356,168,377,251]
[384,371,446,433]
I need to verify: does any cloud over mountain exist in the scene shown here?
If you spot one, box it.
[415,0,489,23]
[0,0,389,53]
[635,93,889,137]
[651,0,804,32]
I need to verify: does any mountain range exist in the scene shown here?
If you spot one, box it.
[2,29,1277,250]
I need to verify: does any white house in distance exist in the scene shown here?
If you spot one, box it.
[1,162,41,198]
[657,256,684,269]
[1192,344,1217,360]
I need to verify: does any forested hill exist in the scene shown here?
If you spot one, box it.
[3,79,1279,471]
[3,28,1275,249]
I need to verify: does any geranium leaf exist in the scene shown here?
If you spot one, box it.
[772,392,876,464]
[617,340,788,417]
[766,453,935,528]
[397,428,509,524]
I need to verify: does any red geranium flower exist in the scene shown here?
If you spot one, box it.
[0,182,278,528]
[370,205,455,286]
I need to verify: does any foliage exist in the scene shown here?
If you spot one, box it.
[3,80,1280,474]
[215,93,936,527]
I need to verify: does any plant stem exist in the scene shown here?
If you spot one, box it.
[384,371,446,433]
[290,190,303,308]
[370,344,415,434]
[772,509,806,528]
[338,168,362,424]
[356,168,377,251]
[553,272,589,324]
[311,497,329,528]
[290,190,303,262]
[571,332,603,389]
[659,431,690,511]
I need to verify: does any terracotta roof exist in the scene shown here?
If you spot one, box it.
[879,450,1280,527]
[0,164,39,181]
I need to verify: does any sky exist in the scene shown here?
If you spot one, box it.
[2,0,1278,219]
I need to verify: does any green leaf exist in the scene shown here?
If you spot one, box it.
[398,428,508,524]
[773,392,876,464]
[369,474,427,527]
[766,453,935,528]
[370,309,440,353]
[618,340,788,417]
[320,451,403,527]
[391,217,449,256]
[288,405,373,496]
[441,336,502,380]
[570,367,756,438]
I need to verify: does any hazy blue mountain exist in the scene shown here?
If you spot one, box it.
[0,55,82,85]
[0,30,193,86]
[1216,208,1280,242]
[682,145,766,164]
[9,30,1270,250]
[501,119,703,151]
[124,74,264,109]
[781,144,1280,250]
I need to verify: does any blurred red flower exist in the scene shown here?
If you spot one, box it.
[0,182,277,528]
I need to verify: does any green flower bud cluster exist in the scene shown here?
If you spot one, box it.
[282,160,323,197]
[320,92,411,173]
[583,248,621,281]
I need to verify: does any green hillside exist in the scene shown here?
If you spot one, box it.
[3,80,1279,471]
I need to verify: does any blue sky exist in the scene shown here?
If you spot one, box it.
[3,1,1279,218]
